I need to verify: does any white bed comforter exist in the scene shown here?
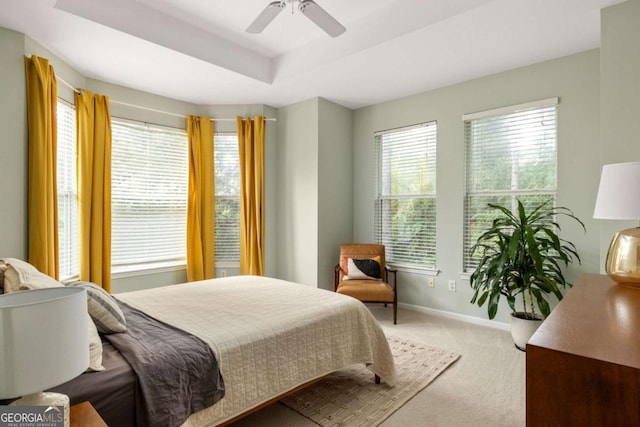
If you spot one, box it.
[115,275,397,426]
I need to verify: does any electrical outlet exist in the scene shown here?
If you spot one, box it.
[448,279,456,292]
[220,270,227,277]
[428,277,435,288]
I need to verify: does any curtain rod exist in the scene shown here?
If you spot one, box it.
[56,75,276,122]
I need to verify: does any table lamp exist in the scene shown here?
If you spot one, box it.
[0,287,89,426]
[593,161,640,287]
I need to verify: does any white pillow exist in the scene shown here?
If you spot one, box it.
[2,258,63,292]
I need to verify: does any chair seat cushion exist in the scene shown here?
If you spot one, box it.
[337,280,394,303]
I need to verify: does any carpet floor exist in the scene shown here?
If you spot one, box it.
[230,306,525,427]
[281,335,459,426]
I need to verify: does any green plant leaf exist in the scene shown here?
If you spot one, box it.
[517,200,527,224]
[507,294,516,313]
[477,291,489,307]
[507,229,521,263]
[524,226,543,274]
[487,290,500,319]
[531,288,551,318]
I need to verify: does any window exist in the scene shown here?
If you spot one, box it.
[111,119,188,273]
[214,133,240,264]
[463,98,558,271]
[374,122,437,270]
[57,100,79,280]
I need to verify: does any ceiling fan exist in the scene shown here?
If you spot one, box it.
[246,0,346,38]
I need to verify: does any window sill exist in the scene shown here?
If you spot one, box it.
[216,261,240,269]
[112,261,186,279]
[111,260,240,279]
[387,263,439,276]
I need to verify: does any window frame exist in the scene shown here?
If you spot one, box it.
[110,117,189,276]
[56,98,80,281]
[462,98,559,274]
[214,131,241,268]
[374,121,438,274]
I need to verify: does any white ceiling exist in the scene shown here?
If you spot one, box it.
[0,0,626,109]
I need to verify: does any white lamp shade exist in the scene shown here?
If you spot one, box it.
[593,161,640,220]
[0,287,89,399]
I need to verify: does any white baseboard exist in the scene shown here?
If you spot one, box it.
[398,302,510,331]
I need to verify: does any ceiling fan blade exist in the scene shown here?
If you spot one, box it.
[246,1,286,34]
[298,0,346,37]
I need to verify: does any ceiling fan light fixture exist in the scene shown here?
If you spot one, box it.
[246,1,286,34]
[298,0,346,37]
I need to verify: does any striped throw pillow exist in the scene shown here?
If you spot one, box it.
[67,281,127,334]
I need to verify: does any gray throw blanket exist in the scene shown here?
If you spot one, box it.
[105,301,225,427]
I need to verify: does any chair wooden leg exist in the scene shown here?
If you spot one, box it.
[375,374,380,384]
[393,301,397,325]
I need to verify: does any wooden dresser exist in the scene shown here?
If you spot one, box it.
[526,274,640,426]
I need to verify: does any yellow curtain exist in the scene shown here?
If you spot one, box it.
[237,116,265,276]
[186,115,215,281]
[76,90,112,292]
[24,55,59,278]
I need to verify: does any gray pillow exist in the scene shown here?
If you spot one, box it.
[67,281,127,334]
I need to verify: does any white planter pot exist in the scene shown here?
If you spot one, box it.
[510,312,543,351]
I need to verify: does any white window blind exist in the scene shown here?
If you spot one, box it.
[463,99,558,272]
[56,99,79,280]
[111,119,188,272]
[214,134,240,263]
[374,122,437,269]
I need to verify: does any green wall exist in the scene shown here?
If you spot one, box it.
[0,28,27,259]
[317,98,353,290]
[353,50,602,324]
[275,97,353,289]
[599,0,640,267]
[276,98,319,285]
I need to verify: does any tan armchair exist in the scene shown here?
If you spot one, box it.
[334,243,398,324]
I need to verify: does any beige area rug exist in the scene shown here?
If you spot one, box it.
[281,336,460,427]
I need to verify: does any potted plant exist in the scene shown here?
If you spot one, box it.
[469,199,585,351]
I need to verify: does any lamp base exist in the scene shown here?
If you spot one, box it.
[606,227,640,288]
[10,391,70,427]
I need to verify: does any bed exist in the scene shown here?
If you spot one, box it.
[51,275,397,426]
